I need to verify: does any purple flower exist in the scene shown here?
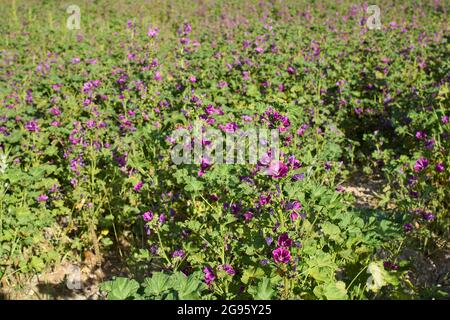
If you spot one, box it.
[218,80,228,88]
[260,81,269,88]
[287,66,296,74]
[0,126,8,136]
[297,124,309,136]
[147,26,160,38]
[442,115,449,124]
[203,267,215,285]
[415,131,425,139]
[243,211,254,221]
[272,247,291,264]
[435,162,445,172]
[413,157,428,172]
[165,136,176,144]
[404,223,413,232]
[142,211,154,222]
[25,90,33,105]
[37,194,48,202]
[259,194,271,206]
[290,212,299,221]
[424,139,435,150]
[133,181,144,191]
[265,237,273,245]
[286,200,302,212]
[266,161,289,179]
[172,249,185,258]
[86,119,96,129]
[198,157,210,176]
[218,122,238,133]
[153,70,162,81]
[183,22,192,34]
[422,212,435,221]
[218,264,235,276]
[407,176,418,186]
[204,105,223,115]
[82,80,101,94]
[409,190,418,198]
[354,108,363,115]
[49,107,61,116]
[277,233,293,248]
[258,152,272,166]
[25,120,39,132]
[383,261,399,271]
[49,184,59,193]
[260,259,269,266]
[149,243,157,253]
[291,173,305,181]
[288,155,301,170]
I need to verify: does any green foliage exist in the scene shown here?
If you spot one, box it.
[102,272,207,300]
[0,0,447,300]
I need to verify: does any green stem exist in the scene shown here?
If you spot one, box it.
[283,274,290,299]
[155,229,172,268]
[347,265,368,293]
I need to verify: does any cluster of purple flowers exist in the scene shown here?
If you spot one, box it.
[260,107,291,132]
[82,80,101,94]
[272,233,293,264]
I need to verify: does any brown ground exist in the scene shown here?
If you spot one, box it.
[0,250,128,300]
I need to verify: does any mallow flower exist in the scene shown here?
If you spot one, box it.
[266,161,289,179]
[413,157,428,172]
[203,267,215,285]
[272,247,291,264]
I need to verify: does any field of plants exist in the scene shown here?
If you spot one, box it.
[0,0,448,300]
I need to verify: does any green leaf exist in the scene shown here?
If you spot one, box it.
[108,278,140,300]
[307,253,337,283]
[322,222,344,243]
[178,275,206,300]
[168,271,206,300]
[323,281,348,300]
[248,277,275,300]
[184,176,204,193]
[241,267,265,285]
[44,145,58,156]
[101,237,113,246]
[30,256,45,272]
[366,261,399,293]
[144,272,171,297]
[246,84,260,97]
